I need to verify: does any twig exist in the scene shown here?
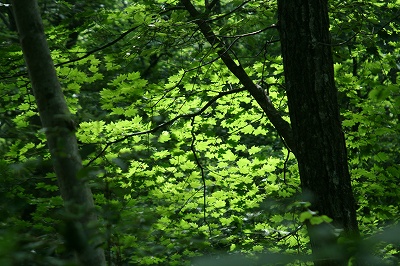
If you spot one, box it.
[190,116,211,233]
[206,0,251,22]
[216,25,277,39]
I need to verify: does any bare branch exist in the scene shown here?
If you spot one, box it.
[216,24,278,39]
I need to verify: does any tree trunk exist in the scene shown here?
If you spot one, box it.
[11,0,106,265]
[277,0,360,265]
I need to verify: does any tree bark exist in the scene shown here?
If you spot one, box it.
[11,0,106,265]
[277,0,360,265]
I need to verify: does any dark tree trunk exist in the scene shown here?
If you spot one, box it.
[180,0,360,264]
[12,0,106,265]
[277,0,360,265]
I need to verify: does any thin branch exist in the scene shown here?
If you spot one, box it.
[206,0,251,22]
[0,26,140,81]
[55,26,140,67]
[85,87,246,167]
[159,6,186,15]
[283,149,290,185]
[0,12,10,29]
[151,35,246,110]
[190,116,211,233]
[183,33,250,73]
[150,71,187,109]
[318,31,358,47]
[205,0,219,12]
[320,12,400,47]
[173,186,203,217]
[216,24,277,39]
[275,225,304,242]
[363,11,400,36]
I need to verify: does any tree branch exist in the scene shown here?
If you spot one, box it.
[216,25,278,39]
[85,87,247,167]
[205,0,219,12]
[0,11,10,29]
[206,0,251,22]
[55,26,140,67]
[180,0,297,155]
[0,25,140,80]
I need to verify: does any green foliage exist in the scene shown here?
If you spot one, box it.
[1,0,399,265]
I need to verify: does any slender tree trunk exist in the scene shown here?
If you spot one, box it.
[277,0,360,265]
[12,0,106,265]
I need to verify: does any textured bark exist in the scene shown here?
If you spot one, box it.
[12,0,106,265]
[277,0,360,265]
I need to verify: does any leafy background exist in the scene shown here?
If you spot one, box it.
[0,0,399,265]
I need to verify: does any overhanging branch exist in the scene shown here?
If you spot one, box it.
[181,0,297,155]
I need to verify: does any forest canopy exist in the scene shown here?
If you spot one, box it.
[0,0,399,265]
